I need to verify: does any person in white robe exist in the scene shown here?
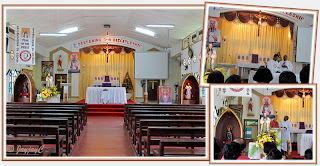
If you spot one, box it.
[279,116,292,152]
[267,54,281,73]
[280,55,293,72]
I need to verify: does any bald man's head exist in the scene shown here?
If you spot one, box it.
[233,138,246,152]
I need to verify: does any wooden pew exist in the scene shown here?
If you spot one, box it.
[7,117,71,155]
[6,107,84,130]
[131,114,205,143]
[6,124,64,156]
[125,106,205,128]
[6,137,51,156]
[152,139,205,157]
[6,112,78,144]
[136,119,205,156]
[126,108,205,133]
[6,109,82,137]
[143,127,205,156]
[6,102,87,126]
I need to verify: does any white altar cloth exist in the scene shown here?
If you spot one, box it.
[248,70,301,84]
[86,87,127,104]
[297,133,313,156]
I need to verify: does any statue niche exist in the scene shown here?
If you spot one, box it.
[13,71,36,102]
[215,108,243,148]
[178,73,200,104]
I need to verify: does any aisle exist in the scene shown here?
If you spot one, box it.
[71,116,135,156]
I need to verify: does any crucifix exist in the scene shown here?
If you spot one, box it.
[149,80,158,89]
[57,76,66,88]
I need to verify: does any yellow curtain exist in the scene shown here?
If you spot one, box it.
[79,51,135,99]
[273,97,313,124]
[217,17,293,64]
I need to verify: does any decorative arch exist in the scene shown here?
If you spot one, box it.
[214,108,243,148]
[178,73,200,104]
[13,71,36,103]
[49,46,72,98]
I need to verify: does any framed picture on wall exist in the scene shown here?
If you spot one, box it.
[41,61,54,81]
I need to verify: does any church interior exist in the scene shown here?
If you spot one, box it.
[212,86,314,160]
[202,6,315,84]
[5,7,207,157]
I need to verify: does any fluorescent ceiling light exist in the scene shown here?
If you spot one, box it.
[58,27,79,34]
[39,33,67,36]
[146,24,175,28]
[135,27,155,37]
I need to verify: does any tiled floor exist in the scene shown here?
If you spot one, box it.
[71,115,135,156]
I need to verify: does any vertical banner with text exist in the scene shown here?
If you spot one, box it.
[15,25,36,65]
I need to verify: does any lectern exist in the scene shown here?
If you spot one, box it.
[60,83,71,102]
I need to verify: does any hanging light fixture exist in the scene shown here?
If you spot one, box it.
[120,47,126,55]
[275,17,281,28]
[234,12,241,24]
[283,90,288,99]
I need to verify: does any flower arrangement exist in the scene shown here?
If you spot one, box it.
[204,68,228,83]
[36,86,60,102]
[249,130,285,157]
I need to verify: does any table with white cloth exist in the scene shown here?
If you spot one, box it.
[248,70,301,83]
[297,133,313,156]
[91,82,121,87]
[290,129,307,142]
[85,87,127,104]
[236,62,266,79]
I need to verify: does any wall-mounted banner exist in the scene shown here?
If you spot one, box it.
[73,37,143,49]
[220,87,252,97]
[68,52,80,73]
[15,25,36,65]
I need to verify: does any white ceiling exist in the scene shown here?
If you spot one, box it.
[6,8,204,48]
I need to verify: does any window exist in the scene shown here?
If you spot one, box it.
[8,70,20,95]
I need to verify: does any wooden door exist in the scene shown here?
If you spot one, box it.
[55,74,67,99]
[147,80,160,100]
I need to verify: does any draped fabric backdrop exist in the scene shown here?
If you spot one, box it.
[79,51,135,99]
[217,17,293,64]
[273,97,313,124]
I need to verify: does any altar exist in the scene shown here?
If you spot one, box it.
[85,87,127,104]
[248,70,301,83]
[297,133,313,156]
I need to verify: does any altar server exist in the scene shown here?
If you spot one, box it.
[280,55,293,72]
[267,54,281,73]
[279,116,292,153]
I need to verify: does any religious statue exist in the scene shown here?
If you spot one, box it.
[46,73,54,88]
[248,98,253,113]
[57,55,63,70]
[226,125,233,143]
[205,43,217,72]
[184,83,192,100]
[260,113,271,133]
[22,82,29,97]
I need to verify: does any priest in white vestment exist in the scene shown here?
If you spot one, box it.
[267,54,281,73]
[280,55,293,72]
[279,116,292,152]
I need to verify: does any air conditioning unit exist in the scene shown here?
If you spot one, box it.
[6,23,15,53]
[6,23,15,37]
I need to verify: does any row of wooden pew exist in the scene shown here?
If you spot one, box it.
[124,104,206,157]
[6,102,87,157]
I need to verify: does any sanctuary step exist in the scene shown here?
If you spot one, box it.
[77,99,136,116]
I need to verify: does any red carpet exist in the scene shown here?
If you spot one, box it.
[76,99,136,116]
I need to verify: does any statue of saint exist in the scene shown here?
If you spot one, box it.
[248,98,253,113]
[226,125,233,143]
[22,82,29,97]
[46,73,54,88]
[58,55,63,69]
[260,113,271,133]
[184,83,192,100]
